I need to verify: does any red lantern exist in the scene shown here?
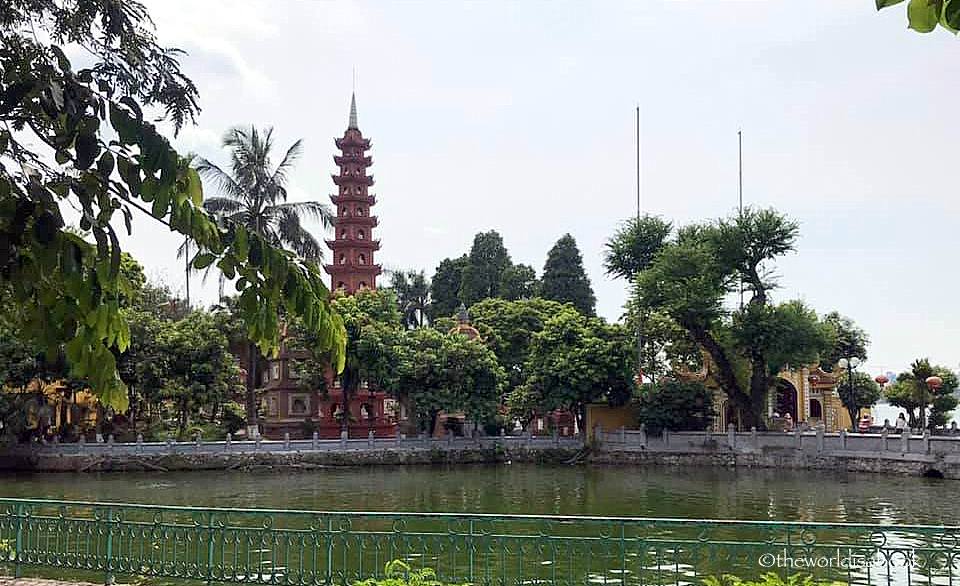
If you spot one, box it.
[926,376,944,390]
[875,374,889,385]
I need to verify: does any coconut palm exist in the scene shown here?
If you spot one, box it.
[389,269,431,329]
[194,125,333,260]
[187,125,334,437]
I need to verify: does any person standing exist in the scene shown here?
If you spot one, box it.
[895,413,908,434]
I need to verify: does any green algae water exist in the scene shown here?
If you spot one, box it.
[1,464,958,584]
[0,465,956,524]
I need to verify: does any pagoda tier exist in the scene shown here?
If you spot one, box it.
[335,136,371,150]
[326,238,380,250]
[326,92,382,294]
[332,174,374,187]
[333,215,378,228]
[334,155,372,166]
[330,194,376,206]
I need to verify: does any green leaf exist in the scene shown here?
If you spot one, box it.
[187,167,203,205]
[74,133,99,170]
[877,0,907,8]
[97,151,115,177]
[192,252,217,270]
[233,227,249,261]
[944,0,960,29]
[908,0,941,32]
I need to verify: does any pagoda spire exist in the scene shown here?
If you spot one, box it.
[326,93,381,294]
[348,92,358,130]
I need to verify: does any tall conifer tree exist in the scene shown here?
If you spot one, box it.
[540,234,596,316]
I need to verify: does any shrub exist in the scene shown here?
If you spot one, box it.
[704,573,843,586]
[221,401,246,435]
[353,560,464,586]
[636,380,714,434]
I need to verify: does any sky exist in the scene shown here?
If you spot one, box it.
[123,0,960,377]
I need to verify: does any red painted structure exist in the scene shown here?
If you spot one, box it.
[324,93,382,293]
[260,349,396,439]
[261,94,396,439]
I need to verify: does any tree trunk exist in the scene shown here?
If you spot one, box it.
[340,366,358,437]
[245,342,259,438]
[747,356,770,431]
[688,324,766,428]
[848,407,859,433]
[178,398,189,440]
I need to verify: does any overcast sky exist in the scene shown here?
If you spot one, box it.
[127,1,958,377]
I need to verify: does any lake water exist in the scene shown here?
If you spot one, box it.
[1,464,957,524]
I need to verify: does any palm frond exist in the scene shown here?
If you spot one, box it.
[271,138,304,195]
[271,201,335,229]
[276,206,324,261]
[203,196,244,216]
[193,156,247,201]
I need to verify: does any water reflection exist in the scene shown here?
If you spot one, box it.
[0,465,956,526]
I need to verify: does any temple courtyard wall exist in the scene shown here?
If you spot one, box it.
[2,428,960,478]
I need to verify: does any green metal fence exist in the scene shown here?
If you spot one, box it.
[1,498,958,585]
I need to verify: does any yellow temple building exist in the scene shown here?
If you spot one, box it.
[682,361,856,432]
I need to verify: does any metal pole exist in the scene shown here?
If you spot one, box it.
[636,105,644,381]
[738,130,744,310]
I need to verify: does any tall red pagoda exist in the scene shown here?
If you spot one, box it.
[260,94,396,440]
[325,93,381,292]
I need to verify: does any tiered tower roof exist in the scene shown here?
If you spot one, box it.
[324,93,382,293]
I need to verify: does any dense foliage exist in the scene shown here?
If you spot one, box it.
[459,231,514,306]
[388,269,431,329]
[820,312,869,372]
[835,371,882,431]
[630,208,834,429]
[0,0,346,412]
[508,307,634,430]
[539,234,596,316]
[885,359,958,429]
[392,328,505,434]
[876,0,960,34]
[635,380,714,434]
[465,298,566,394]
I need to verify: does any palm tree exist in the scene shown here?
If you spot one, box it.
[389,269,431,329]
[191,125,335,437]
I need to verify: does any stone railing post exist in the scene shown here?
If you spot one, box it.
[750,427,757,449]
[368,430,376,448]
[840,429,847,450]
[881,428,888,451]
[727,424,735,449]
[618,426,626,444]
[923,430,930,453]
[526,430,534,448]
[639,423,647,448]
[166,435,174,454]
[794,428,802,450]
[283,432,290,451]
[78,435,85,454]
[901,429,910,453]
[816,426,824,453]
[225,433,232,453]
[312,431,318,450]
[136,433,143,455]
[340,429,347,449]
[397,433,404,448]
[664,428,671,446]
[255,435,262,452]
[107,434,115,455]
[195,431,203,453]
[594,425,602,446]
[553,429,560,446]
